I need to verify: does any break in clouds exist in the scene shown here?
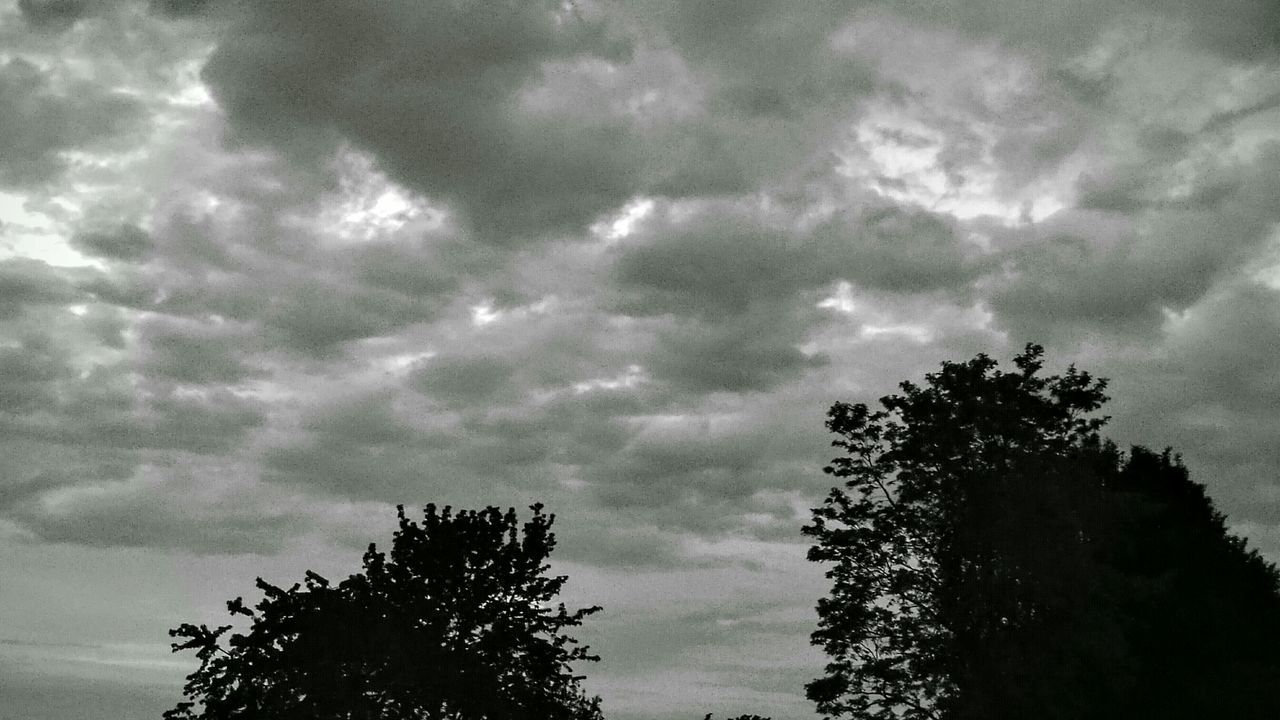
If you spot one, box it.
[2,1,1280,718]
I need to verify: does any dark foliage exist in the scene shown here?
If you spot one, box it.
[805,344,1280,720]
[165,503,603,720]
[1102,447,1280,719]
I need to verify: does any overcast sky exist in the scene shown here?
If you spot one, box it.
[2,1,1280,718]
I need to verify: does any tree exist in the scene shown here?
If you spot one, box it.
[1101,447,1280,719]
[165,503,604,720]
[803,345,1119,720]
[804,345,1280,720]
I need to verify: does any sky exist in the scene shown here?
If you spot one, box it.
[1,0,1279,718]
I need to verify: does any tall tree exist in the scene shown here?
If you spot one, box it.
[1103,447,1280,719]
[165,503,603,720]
[804,345,1280,720]
[803,345,1116,720]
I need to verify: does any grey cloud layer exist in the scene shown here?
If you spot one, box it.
[199,0,637,240]
[3,2,1280,717]
[1,0,1276,557]
[0,57,144,186]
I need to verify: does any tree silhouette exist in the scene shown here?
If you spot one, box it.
[1101,447,1280,719]
[804,345,1280,719]
[165,503,603,720]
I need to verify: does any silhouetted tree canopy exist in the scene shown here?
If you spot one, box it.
[165,503,603,720]
[805,344,1280,720]
[1101,446,1280,719]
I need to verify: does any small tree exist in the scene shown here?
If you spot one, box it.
[165,503,603,720]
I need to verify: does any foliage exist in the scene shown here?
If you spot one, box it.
[165,503,603,720]
[804,344,1280,720]
[1102,447,1280,719]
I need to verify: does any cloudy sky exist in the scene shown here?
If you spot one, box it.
[2,0,1280,718]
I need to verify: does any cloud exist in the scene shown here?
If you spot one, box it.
[135,315,262,385]
[260,279,433,358]
[0,333,77,413]
[0,452,396,558]
[644,310,827,393]
[3,3,1280,719]
[609,197,984,392]
[636,1,876,195]
[259,377,644,506]
[0,57,145,186]
[814,203,988,294]
[871,0,1280,62]
[260,388,467,502]
[70,224,152,262]
[413,355,517,406]
[199,0,637,241]
[1102,281,1280,484]
[9,467,307,554]
[192,0,893,243]
[0,258,85,318]
[17,0,95,30]
[612,204,814,319]
[990,143,1280,339]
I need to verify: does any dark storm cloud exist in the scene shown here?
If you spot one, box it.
[0,309,273,553]
[0,310,264,458]
[135,315,261,385]
[261,389,459,501]
[876,0,1280,61]
[0,57,144,186]
[413,355,517,406]
[0,440,134,513]
[148,0,212,17]
[261,379,647,505]
[814,204,987,294]
[990,143,1280,339]
[261,280,433,358]
[190,0,894,245]
[611,198,982,391]
[1154,0,1280,61]
[199,0,636,241]
[614,200,981,316]
[613,206,812,318]
[17,0,93,29]
[635,0,875,196]
[70,224,152,262]
[657,0,871,115]
[1091,282,1280,556]
[555,522,685,569]
[0,334,77,413]
[0,329,275,552]
[106,209,468,360]
[610,204,830,392]
[21,381,265,455]
[0,258,84,317]
[11,474,307,554]
[1158,284,1280,417]
[346,236,487,299]
[645,311,826,393]
[574,390,834,539]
